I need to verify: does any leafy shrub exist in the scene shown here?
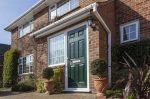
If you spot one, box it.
[111,64,128,89]
[53,67,64,93]
[105,89,123,98]
[36,80,45,93]
[42,67,54,80]
[3,49,19,87]
[91,59,107,77]
[112,40,150,67]
[123,53,150,99]
[11,79,35,92]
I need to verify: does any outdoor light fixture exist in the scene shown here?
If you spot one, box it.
[88,17,93,26]
[88,17,96,31]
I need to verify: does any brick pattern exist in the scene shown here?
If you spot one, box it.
[33,7,49,31]
[10,0,113,92]
[89,20,107,93]
[116,0,150,43]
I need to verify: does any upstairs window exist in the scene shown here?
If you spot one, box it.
[18,54,33,75]
[120,20,139,43]
[18,20,33,38]
[49,0,79,21]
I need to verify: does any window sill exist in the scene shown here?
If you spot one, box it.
[18,32,33,39]
[121,38,139,44]
[18,72,34,76]
[48,63,65,67]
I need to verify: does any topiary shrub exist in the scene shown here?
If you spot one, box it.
[3,48,19,87]
[11,79,35,92]
[36,80,45,93]
[91,59,107,78]
[42,67,54,80]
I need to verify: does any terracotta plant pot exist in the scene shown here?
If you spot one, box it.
[94,77,108,96]
[44,80,54,94]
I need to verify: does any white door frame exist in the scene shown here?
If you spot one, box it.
[64,21,90,92]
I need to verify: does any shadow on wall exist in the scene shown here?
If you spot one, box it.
[115,0,150,43]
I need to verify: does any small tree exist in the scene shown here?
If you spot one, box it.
[42,67,54,80]
[3,49,19,87]
[91,59,107,78]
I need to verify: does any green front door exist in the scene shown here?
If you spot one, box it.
[68,25,87,88]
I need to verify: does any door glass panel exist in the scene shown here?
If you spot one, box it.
[70,42,75,59]
[79,40,84,57]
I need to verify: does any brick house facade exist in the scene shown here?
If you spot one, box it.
[4,0,150,92]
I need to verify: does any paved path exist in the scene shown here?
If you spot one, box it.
[0,89,96,99]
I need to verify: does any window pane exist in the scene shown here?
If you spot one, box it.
[19,65,23,74]
[25,63,30,73]
[123,26,129,41]
[23,22,31,35]
[123,34,129,41]
[19,27,24,38]
[49,34,64,65]
[57,0,70,16]
[51,10,57,20]
[130,32,136,40]
[123,26,129,35]
[30,62,33,72]
[71,0,79,9]
[23,57,26,73]
[130,24,136,32]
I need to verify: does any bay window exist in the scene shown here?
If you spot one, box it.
[48,34,65,65]
[18,54,33,74]
[49,0,79,21]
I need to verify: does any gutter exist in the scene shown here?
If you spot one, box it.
[92,3,112,87]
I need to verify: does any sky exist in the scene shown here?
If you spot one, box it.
[0,0,38,45]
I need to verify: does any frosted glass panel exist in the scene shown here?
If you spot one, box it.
[49,34,65,65]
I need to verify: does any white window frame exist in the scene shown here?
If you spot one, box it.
[48,33,66,67]
[120,20,139,43]
[18,19,34,38]
[18,54,33,75]
[49,0,79,21]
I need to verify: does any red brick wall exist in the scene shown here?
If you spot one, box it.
[115,0,150,43]
[33,7,49,31]
[89,21,107,93]
[10,0,113,92]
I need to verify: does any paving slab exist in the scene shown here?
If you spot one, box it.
[0,89,97,99]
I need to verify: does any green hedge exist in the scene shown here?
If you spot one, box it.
[3,49,19,87]
[112,40,150,67]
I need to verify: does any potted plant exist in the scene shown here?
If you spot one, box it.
[42,67,54,94]
[91,59,108,96]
